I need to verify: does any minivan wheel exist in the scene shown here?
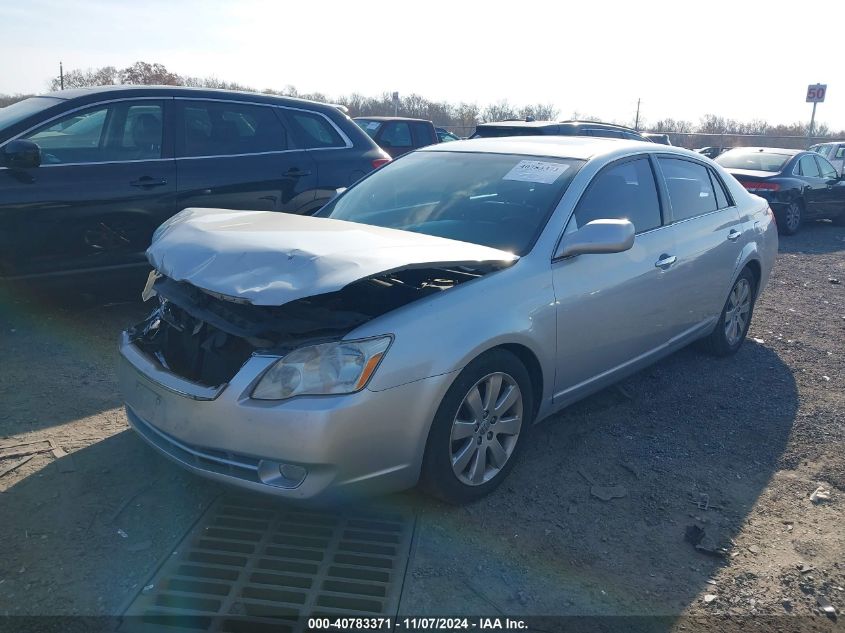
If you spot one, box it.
[778,201,803,235]
[420,349,533,504]
[700,268,757,357]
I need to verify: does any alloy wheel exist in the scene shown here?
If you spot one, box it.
[785,202,801,232]
[449,372,523,486]
[724,277,752,346]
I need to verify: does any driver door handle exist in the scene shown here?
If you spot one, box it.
[727,229,741,241]
[654,254,677,269]
[130,176,168,188]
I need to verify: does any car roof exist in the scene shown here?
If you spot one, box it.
[38,84,337,111]
[421,135,681,161]
[476,119,639,132]
[353,116,430,123]
[723,147,802,156]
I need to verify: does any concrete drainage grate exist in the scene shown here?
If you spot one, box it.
[120,494,415,632]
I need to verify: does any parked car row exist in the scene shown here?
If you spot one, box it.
[1,85,786,504]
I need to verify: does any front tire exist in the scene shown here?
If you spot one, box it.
[776,200,803,235]
[700,268,757,357]
[420,349,534,504]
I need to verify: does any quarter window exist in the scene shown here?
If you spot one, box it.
[288,110,345,148]
[658,158,717,221]
[179,101,287,157]
[573,157,662,233]
[708,168,733,209]
[817,156,838,180]
[797,155,821,178]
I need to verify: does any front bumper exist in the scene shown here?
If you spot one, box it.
[118,333,455,501]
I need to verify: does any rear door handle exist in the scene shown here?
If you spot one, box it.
[284,168,312,178]
[727,229,741,241]
[130,176,168,188]
[654,254,677,269]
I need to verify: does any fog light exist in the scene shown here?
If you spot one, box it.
[257,460,307,488]
[279,463,307,484]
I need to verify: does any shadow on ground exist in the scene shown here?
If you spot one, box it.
[777,221,845,256]
[397,341,799,621]
[0,272,150,436]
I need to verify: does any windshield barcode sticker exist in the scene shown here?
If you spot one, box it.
[503,160,569,184]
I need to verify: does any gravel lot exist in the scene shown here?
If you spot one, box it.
[0,221,842,630]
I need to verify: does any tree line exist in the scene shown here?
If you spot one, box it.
[0,61,841,148]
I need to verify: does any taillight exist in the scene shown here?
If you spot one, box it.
[740,181,780,192]
[372,157,391,169]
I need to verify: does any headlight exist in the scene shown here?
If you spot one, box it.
[251,336,392,401]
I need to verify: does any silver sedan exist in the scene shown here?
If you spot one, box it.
[119,137,777,504]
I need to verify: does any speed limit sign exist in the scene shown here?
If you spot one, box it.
[806,84,827,103]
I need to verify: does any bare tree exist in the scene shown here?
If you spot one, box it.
[482,100,518,123]
[119,62,180,85]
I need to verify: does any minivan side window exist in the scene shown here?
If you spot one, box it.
[411,122,436,147]
[380,122,413,148]
[572,157,662,233]
[657,158,718,221]
[179,101,287,157]
[23,101,165,164]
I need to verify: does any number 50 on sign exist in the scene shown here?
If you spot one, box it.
[807,84,827,103]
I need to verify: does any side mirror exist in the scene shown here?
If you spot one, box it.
[2,139,41,169]
[555,218,636,259]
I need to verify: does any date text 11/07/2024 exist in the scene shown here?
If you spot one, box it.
[307,617,529,630]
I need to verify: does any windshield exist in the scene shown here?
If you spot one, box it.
[355,119,383,139]
[0,97,63,132]
[716,150,791,172]
[318,151,583,255]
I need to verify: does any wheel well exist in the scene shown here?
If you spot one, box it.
[743,259,762,296]
[496,343,543,419]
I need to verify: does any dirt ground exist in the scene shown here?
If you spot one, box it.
[0,222,843,631]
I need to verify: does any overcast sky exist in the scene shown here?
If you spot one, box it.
[1,0,842,129]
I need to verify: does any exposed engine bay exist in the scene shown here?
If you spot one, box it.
[128,264,505,388]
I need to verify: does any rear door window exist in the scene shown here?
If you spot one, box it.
[287,110,345,148]
[657,158,718,221]
[573,156,662,233]
[178,101,288,157]
[798,155,821,178]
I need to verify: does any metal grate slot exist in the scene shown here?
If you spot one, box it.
[121,494,415,633]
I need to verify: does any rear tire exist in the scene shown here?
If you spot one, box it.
[776,200,803,235]
[700,267,757,357]
[420,349,533,504]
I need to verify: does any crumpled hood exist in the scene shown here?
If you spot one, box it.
[147,208,518,306]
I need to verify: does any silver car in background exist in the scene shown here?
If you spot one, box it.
[119,137,777,504]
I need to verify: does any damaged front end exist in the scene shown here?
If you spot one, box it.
[128,264,505,389]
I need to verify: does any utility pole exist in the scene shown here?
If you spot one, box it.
[808,101,818,139]
[59,61,64,90]
[634,98,641,131]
